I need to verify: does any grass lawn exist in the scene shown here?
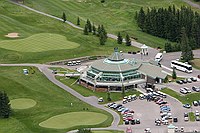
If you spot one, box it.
[0,66,113,133]
[190,58,200,70]
[24,0,199,49]
[39,112,108,129]
[10,98,37,109]
[189,112,195,122]
[0,33,80,52]
[0,0,139,63]
[56,76,141,104]
[161,88,200,105]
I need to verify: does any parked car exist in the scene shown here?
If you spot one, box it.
[135,119,140,124]
[158,101,168,105]
[196,116,200,121]
[130,119,135,125]
[125,120,129,125]
[139,94,145,100]
[176,80,183,84]
[192,86,200,92]
[195,110,199,116]
[180,88,188,94]
[98,97,104,102]
[126,127,132,133]
[183,104,191,108]
[173,117,178,122]
[187,78,192,83]
[144,128,151,133]
[181,79,187,84]
[198,75,200,79]
[198,100,200,106]
[131,94,137,100]
[180,127,184,132]
[183,87,191,93]
[191,77,197,82]
[193,101,199,106]
[123,99,127,104]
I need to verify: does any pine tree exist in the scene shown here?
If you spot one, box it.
[125,34,131,46]
[0,91,11,118]
[164,42,172,52]
[77,17,80,25]
[83,24,88,35]
[180,27,193,62]
[101,25,107,39]
[137,7,146,31]
[117,32,123,44]
[62,12,66,23]
[99,32,106,45]
[92,23,96,35]
[87,19,92,32]
[97,25,101,37]
[172,68,177,79]
[107,92,111,101]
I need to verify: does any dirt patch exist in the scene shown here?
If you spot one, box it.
[5,33,20,38]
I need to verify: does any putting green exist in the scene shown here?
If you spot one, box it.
[10,98,37,109]
[0,33,80,52]
[39,112,108,129]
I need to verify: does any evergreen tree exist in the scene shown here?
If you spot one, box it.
[101,25,107,39]
[0,91,11,118]
[77,17,80,25]
[83,24,88,35]
[99,32,106,45]
[172,68,177,79]
[137,7,146,31]
[107,92,111,101]
[97,25,101,37]
[117,32,123,44]
[125,34,131,46]
[180,27,193,62]
[62,12,66,23]
[92,23,96,35]
[164,42,172,52]
[86,19,92,32]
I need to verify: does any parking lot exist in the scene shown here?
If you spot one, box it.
[166,80,200,95]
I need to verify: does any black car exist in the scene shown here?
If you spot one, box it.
[173,117,178,122]
[125,120,129,125]
[131,119,135,125]
[158,101,168,105]
[176,80,183,84]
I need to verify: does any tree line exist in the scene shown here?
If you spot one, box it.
[135,5,200,51]
[0,91,11,119]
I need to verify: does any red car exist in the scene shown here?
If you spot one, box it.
[126,127,132,133]
[198,75,200,79]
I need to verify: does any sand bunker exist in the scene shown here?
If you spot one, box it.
[5,33,20,38]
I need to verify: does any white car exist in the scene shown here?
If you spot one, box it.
[144,128,151,133]
[195,110,199,116]
[180,88,187,94]
[183,87,191,93]
[98,97,104,102]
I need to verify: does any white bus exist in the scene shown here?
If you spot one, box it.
[155,53,163,62]
[170,60,192,73]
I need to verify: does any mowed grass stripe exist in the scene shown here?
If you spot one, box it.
[0,33,80,52]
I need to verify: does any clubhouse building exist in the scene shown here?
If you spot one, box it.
[79,48,167,92]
